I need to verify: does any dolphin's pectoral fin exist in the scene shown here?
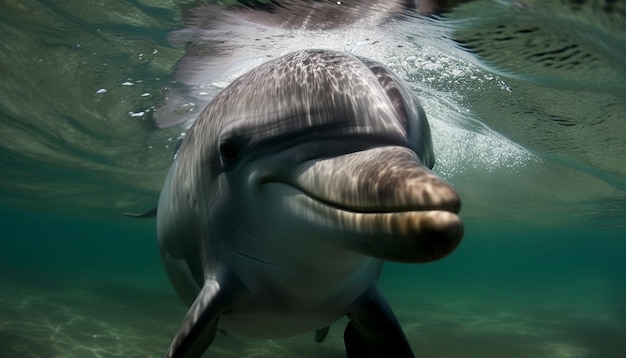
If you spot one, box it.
[164,280,221,358]
[121,207,157,218]
[344,285,414,358]
[164,275,243,358]
[314,326,330,343]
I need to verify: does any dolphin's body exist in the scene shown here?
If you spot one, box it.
[157,49,463,357]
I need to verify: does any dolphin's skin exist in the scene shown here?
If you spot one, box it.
[157,49,463,357]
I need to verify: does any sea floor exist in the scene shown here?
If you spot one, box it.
[1,267,624,358]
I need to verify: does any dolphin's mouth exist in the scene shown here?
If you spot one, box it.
[264,146,464,263]
[293,146,461,214]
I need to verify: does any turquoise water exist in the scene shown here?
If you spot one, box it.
[2,210,624,357]
[1,1,625,357]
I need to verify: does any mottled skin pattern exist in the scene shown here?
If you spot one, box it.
[157,50,463,357]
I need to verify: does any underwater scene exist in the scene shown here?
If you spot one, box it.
[1,0,625,357]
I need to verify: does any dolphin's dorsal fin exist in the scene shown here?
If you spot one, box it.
[121,208,157,218]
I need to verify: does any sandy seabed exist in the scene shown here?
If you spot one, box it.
[1,270,624,358]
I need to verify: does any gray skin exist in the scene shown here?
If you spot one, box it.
[157,49,463,358]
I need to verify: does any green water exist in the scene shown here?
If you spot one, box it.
[2,209,624,357]
[1,0,625,357]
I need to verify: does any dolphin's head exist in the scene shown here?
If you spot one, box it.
[158,50,462,284]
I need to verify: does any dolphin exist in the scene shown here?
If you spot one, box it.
[156,49,463,357]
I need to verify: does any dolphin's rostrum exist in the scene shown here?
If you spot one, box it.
[157,49,463,357]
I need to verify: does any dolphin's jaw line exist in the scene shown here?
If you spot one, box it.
[255,146,462,215]
[275,184,463,263]
[251,145,463,260]
[264,179,457,215]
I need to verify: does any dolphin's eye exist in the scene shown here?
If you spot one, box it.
[219,140,240,165]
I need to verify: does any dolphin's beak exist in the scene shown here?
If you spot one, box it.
[290,146,463,263]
